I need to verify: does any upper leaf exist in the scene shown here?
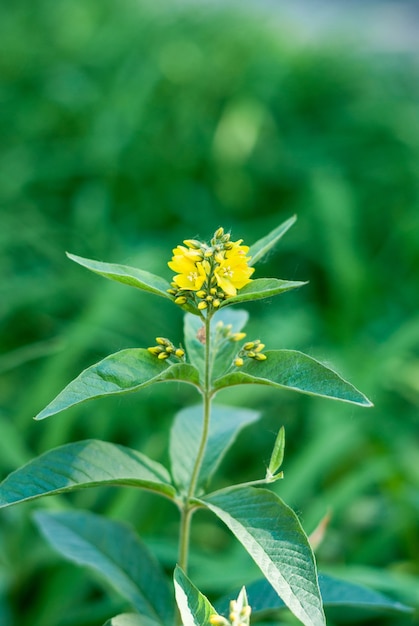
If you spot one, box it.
[213,350,372,407]
[216,574,413,618]
[248,215,297,266]
[219,278,306,308]
[169,404,260,493]
[184,308,249,383]
[35,349,200,420]
[66,253,173,299]
[174,566,216,626]
[0,439,176,508]
[34,510,174,626]
[201,486,325,626]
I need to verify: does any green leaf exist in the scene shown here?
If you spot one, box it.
[267,426,285,478]
[184,308,249,383]
[67,253,172,299]
[170,404,260,493]
[174,566,216,626]
[0,439,176,508]
[201,486,325,626]
[248,215,297,266]
[34,511,174,626]
[213,350,372,407]
[219,278,306,307]
[35,349,200,420]
[103,614,160,626]
[217,574,413,618]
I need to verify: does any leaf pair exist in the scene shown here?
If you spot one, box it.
[65,216,302,313]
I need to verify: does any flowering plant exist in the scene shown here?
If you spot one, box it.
[1,217,407,626]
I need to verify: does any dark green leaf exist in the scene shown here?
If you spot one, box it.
[35,511,174,626]
[67,253,172,299]
[219,279,306,307]
[213,350,372,407]
[217,574,412,618]
[174,566,216,626]
[170,404,260,493]
[0,439,176,507]
[184,309,249,383]
[201,486,325,626]
[103,615,159,626]
[34,349,200,420]
[248,216,297,266]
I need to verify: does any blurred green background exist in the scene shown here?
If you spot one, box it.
[1,0,418,624]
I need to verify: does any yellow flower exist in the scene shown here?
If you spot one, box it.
[168,246,207,291]
[214,241,254,296]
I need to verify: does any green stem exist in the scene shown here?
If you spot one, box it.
[178,313,212,574]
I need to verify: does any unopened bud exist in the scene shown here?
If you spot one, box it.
[158,352,169,359]
[214,227,224,239]
[247,351,256,358]
[234,357,244,367]
[147,346,163,356]
[156,337,168,345]
[175,348,185,358]
[231,332,246,342]
[204,249,213,258]
[183,239,201,249]
[255,343,265,352]
[244,342,255,350]
[198,301,207,310]
[254,353,267,361]
[174,296,187,305]
[196,290,206,299]
[213,299,221,308]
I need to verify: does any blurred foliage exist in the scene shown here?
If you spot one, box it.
[1,0,419,624]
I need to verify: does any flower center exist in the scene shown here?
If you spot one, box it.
[222,265,234,278]
[188,271,198,282]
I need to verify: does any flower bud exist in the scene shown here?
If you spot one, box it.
[183,239,201,249]
[254,353,267,361]
[244,342,255,350]
[175,348,185,358]
[196,290,206,299]
[234,357,244,367]
[158,352,169,359]
[174,296,187,305]
[213,299,221,308]
[230,332,246,342]
[214,227,224,239]
[198,301,207,310]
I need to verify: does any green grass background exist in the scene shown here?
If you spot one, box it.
[1,1,418,624]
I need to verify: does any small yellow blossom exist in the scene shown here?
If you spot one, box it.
[168,229,254,311]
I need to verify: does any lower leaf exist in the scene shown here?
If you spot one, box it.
[174,566,216,626]
[200,486,325,626]
[34,510,174,626]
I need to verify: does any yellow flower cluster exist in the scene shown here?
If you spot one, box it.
[147,337,185,361]
[234,339,267,367]
[168,227,254,314]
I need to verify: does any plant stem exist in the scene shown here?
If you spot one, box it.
[178,313,212,574]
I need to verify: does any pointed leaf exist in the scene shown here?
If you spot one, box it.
[174,566,216,626]
[67,253,172,299]
[35,511,174,626]
[248,215,297,266]
[35,349,200,420]
[170,404,260,493]
[184,309,249,383]
[267,426,285,478]
[103,615,159,626]
[0,439,176,508]
[213,350,372,407]
[217,574,412,617]
[200,486,325,626]
[219,279,306,307]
